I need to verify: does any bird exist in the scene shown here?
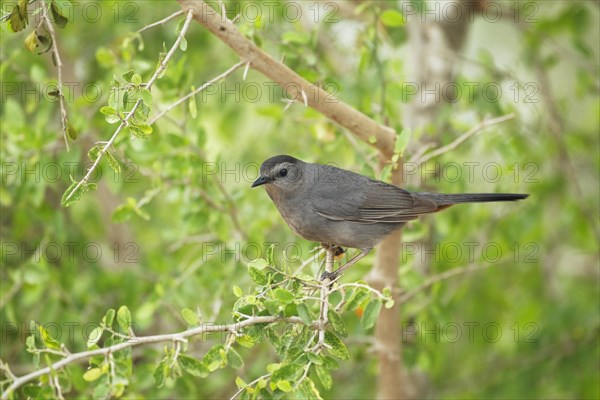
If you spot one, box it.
[252,155,528,279]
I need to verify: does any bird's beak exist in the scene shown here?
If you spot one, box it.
[251,175,272,188]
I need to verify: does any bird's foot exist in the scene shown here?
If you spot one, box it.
[320,270,340,281]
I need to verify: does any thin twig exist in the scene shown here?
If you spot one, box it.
[334,283,387,301]
[137,9,184,33]
[50,373,64,400]
[41,4,69,150]
[65,10,195,203]
[412,113,515,165]
[398,264,494,304]
[148,61,245,125]
[313,248,334,351]
[1,316,303,399]
[293,361,313,390]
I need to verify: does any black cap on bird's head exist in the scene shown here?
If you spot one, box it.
[251,155,302,188]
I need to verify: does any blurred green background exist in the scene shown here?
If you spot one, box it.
[1,0,598,399]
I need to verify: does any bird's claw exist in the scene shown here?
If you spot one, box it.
[320,270,339,281]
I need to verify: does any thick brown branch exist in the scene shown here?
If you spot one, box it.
[177,0,396,156]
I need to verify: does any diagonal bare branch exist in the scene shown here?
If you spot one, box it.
[0,315,303,399]
[41,3,70,150]
[137,9,184,33]
[149,61,245,125]
[411,113,515,165]
[398,263,495,304]
[64,10,195,203]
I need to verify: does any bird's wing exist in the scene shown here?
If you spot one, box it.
[314,176,438,224]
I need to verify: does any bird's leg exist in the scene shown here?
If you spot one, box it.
[321,247,372,281]
[320,243,345,258]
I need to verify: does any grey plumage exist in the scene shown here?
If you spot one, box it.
[252,155,528,251]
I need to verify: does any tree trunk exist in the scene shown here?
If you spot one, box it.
[370,1,474,398]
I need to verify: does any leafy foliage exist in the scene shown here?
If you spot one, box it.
[1,1,598,399]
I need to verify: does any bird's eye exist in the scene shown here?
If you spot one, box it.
[278,168,288,177]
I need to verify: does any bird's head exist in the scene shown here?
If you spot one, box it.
[252,155,304,196]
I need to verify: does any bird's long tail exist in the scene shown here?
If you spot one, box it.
[416,192,529,207]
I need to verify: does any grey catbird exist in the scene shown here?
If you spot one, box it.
[252,155,528,278]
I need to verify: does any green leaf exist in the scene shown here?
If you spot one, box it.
[38,325,60,349]
[324,331,349,360]
[87,327,104,348]
[345,289,370,312]
[267,244,275,264]
[50,1,68,28]
[156,51,168,79]
[128,124,153,139]
[273,288,295,304]
[121,70,135,82]
[233,285,243,297]
[237,332,258,348]
[24,30,38,53]
[96,47,117,68]
[179,354,209,377]
[248,258,269,270]
[88,146,102,163]
[67,120,78,140]
[321,356,339,371]
[266,363,281,373]
[93,378,110,399]
[131,74,142,86]
[248,266,267,285]
[271,363,302,382]
[235,376,247,389]
[315,365,332,390]
[25,333,35,350]
[100,106,117,115]
[153,360,167,388]
[140,88,152,107]
[276,380,293,392]
[327,309,347,337]
[296,302,313,325]
[105,151,121,173]
[203,344,226,371]
[179,36,188,51]
[380,9,405,27]
[306,352,323,365]
[61,180,97,207]
[361,299,382,330]
[227,348,244,369]
[9,4,28,32]
[102,309,115,327]
[117,305,132,332]
[83,368,103,382]
[181,308,200,326]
